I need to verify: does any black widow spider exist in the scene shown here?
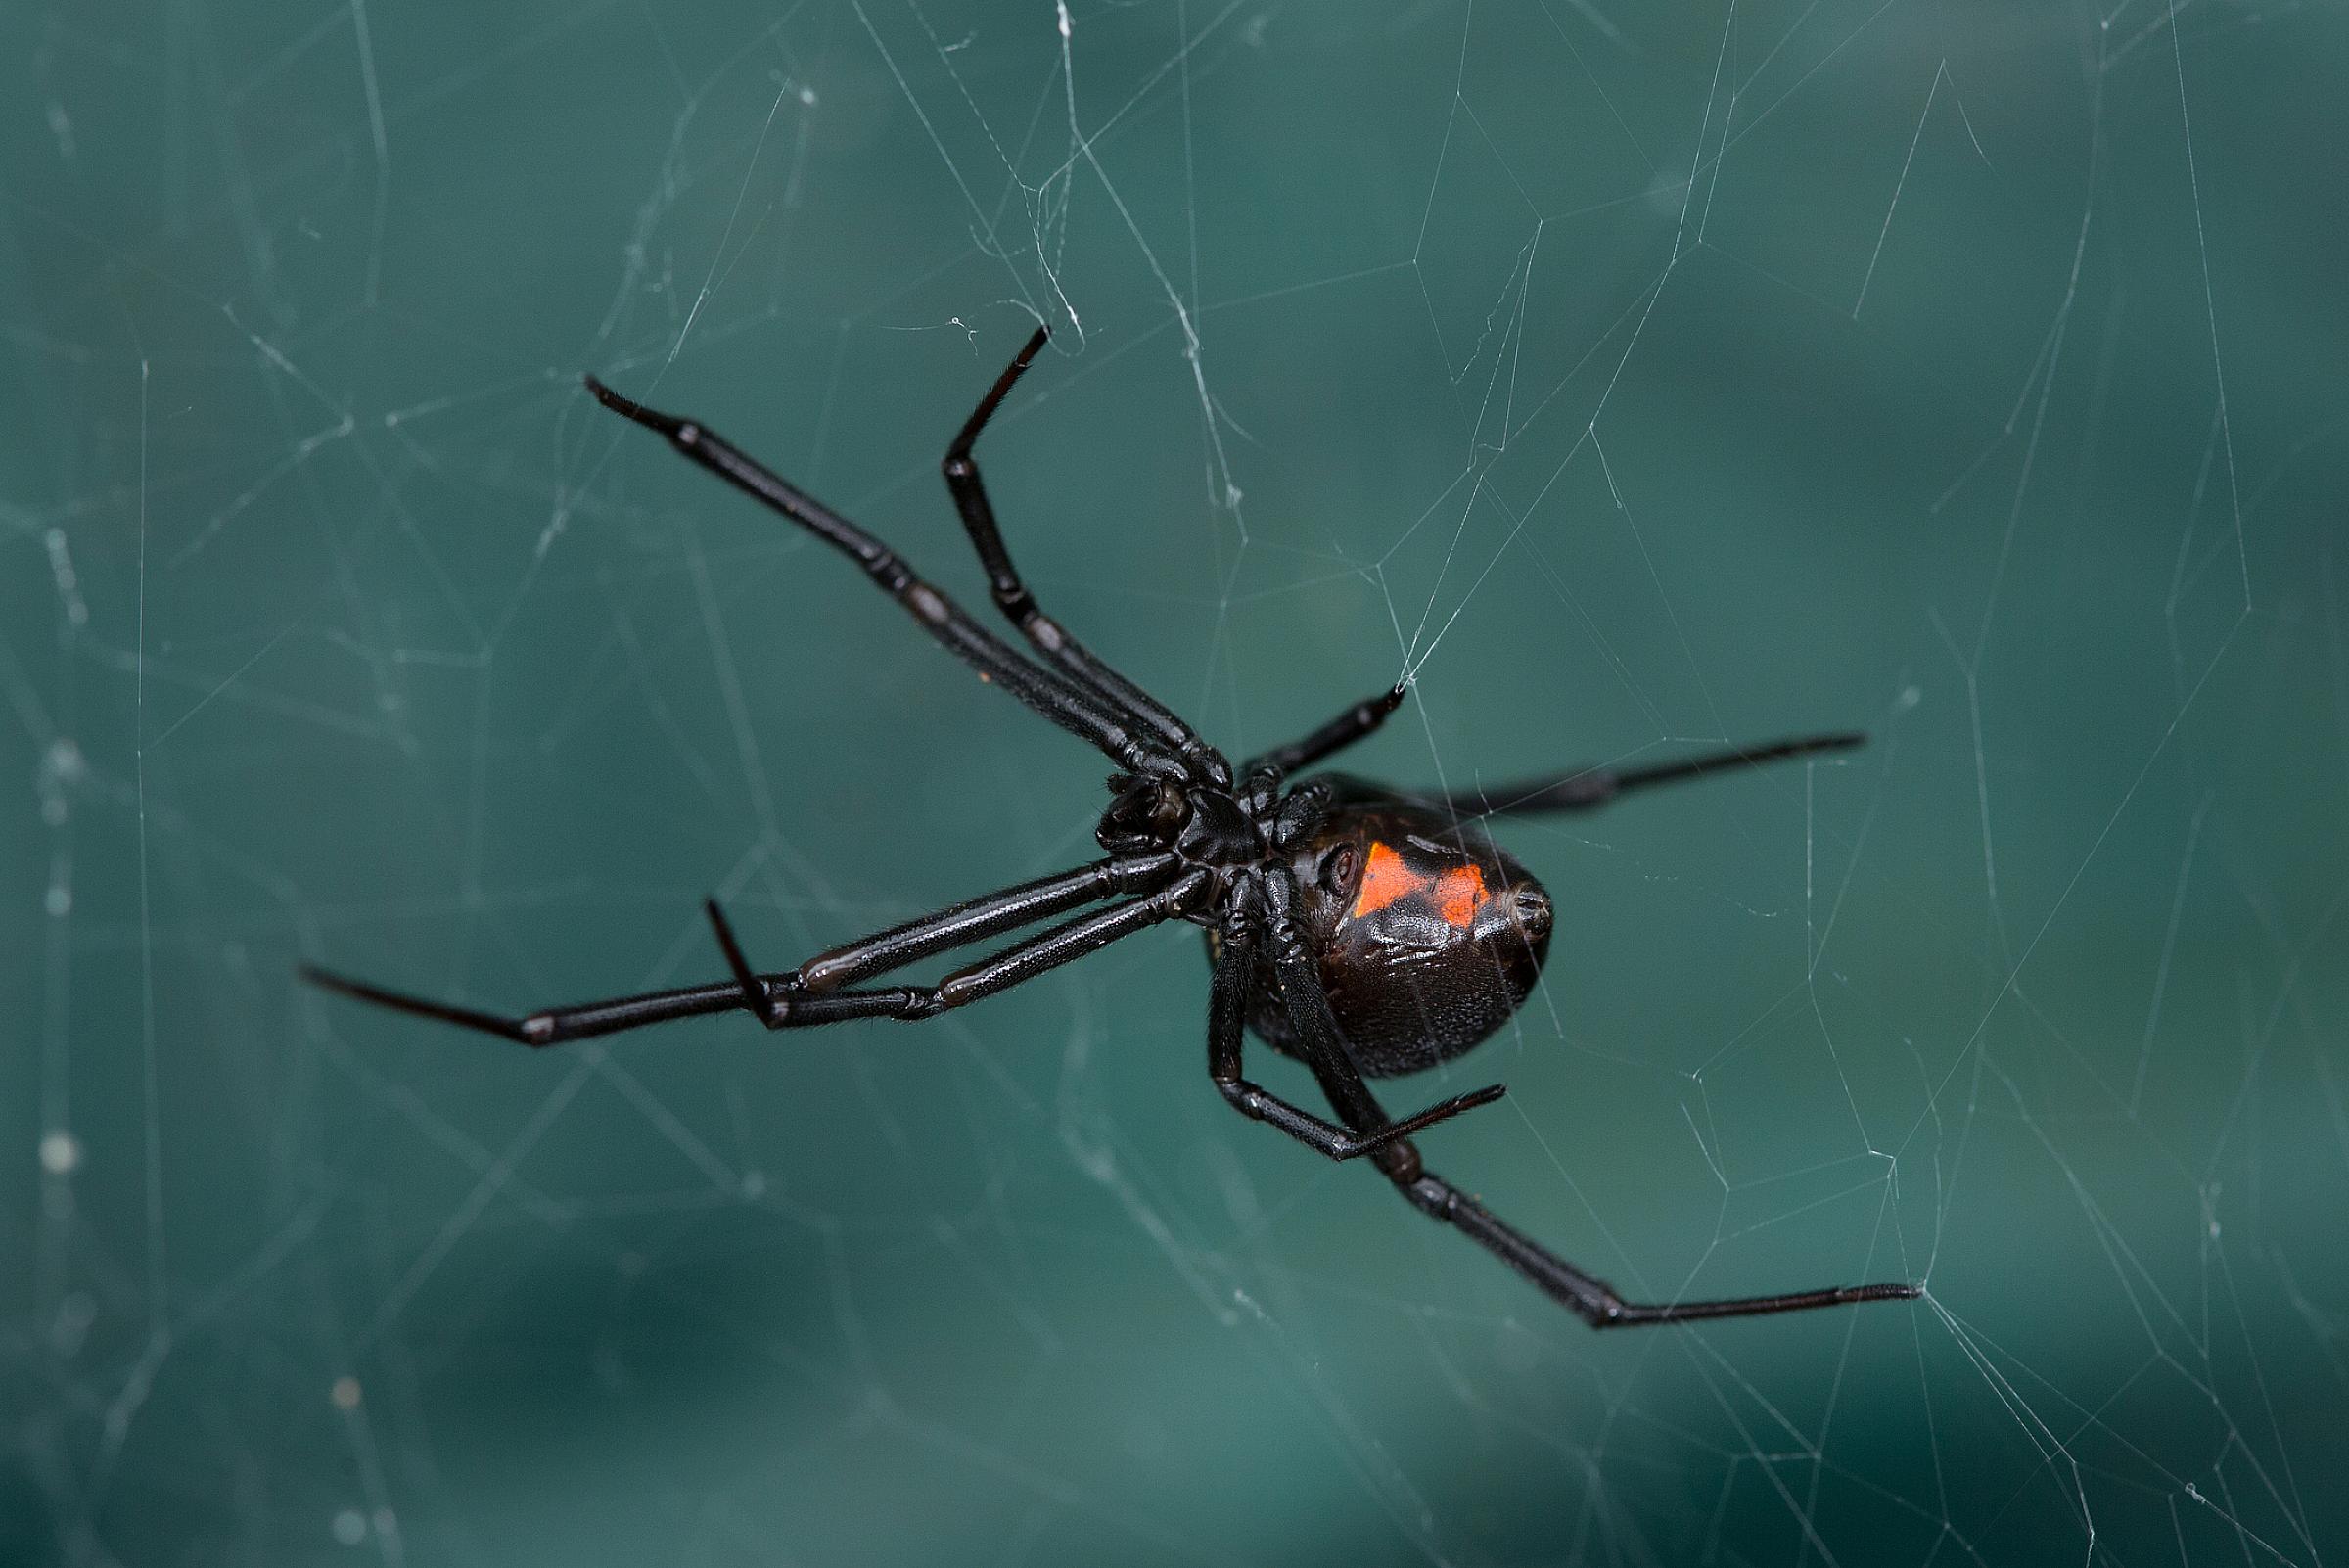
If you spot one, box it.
[304,326,1920,1330]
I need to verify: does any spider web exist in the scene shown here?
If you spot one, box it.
[4,0,2346,1562]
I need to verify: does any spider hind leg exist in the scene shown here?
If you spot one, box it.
[1313,1061,1920,1329]
[1435,731,1865,819]
[1207,889,1508,1163]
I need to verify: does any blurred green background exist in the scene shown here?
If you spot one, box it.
[5,1,2345,1562]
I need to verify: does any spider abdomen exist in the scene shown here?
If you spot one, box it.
[1217,787,1553,1078]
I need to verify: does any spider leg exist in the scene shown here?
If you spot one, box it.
[301,964,746,1046]
[1434,732,1865,820]
[302,853,1180,1047]
[1384,1165,1920,1327]
[699,869,1209,1031]
[583,375,1172,779]
[1244,682,1408,782]
[943,326,1231,787]
[704,897,786,1028]
[1260,982,1920,1326]
[795,853,1176,992]
[1208,888,1504,1160]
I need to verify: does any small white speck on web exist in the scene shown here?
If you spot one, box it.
[533,506,571,561]
[1056,0,1071,39]
[49,1293,95,1357]
[39,738,82,827]
[39,1130,80,1176]
[43,530,87,627]
[331,1509,366,1545]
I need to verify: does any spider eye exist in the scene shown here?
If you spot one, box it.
[1319,844,1361,897]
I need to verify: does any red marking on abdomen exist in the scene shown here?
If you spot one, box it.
[1351,841,1489,929]
[1353,841,1417,917]
[1432,864,1487,928]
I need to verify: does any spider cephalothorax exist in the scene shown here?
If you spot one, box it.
[304,326,1918,1330]
[1094,770,1263,867]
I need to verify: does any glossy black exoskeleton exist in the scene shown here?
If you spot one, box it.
[304,325,1918,1329]
[1218,778,1551,1078]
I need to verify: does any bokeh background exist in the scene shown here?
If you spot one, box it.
[5,1,2346,1563]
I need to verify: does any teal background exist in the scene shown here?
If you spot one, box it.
[5,2,2346,1563]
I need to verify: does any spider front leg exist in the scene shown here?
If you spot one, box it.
[583,372,1164,778]
[941,325,1229,786]
[1206,888,1504,1160]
